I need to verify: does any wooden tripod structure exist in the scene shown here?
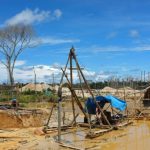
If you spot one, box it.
[60,47,112,128]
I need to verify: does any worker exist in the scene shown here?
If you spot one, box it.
[11,98,19,110]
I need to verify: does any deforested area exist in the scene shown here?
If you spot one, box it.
[0,1,150,150]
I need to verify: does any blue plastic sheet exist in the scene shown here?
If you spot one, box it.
[85,96,108,114]
[105,95,127,111]
[85,95,127,114]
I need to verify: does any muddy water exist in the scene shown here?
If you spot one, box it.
[101,121,150,150]
[60,120,150,150]
[48,102,150,150]
[1,102,150,150]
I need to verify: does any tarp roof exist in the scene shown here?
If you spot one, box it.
[85,95,127,114]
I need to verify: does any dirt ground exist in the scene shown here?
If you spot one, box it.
[0,109,48,128]
[0,100,150,150]
[1,120,150,150]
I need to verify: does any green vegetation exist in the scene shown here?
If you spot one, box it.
[0,89,58,107]
[18,89,58,103]
[73,81,149,90]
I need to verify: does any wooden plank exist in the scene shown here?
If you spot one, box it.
[117,121,133,128]
[43,125,74,133]
[0,136,29,138]
[86,128,113,139]
[59,142,85,150]
[78,123,90,128]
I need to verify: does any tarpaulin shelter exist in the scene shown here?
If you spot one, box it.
[85,95,127,114]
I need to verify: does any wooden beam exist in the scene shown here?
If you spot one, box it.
[61,68,88,119]
[59,142,85,150]
[71,48,112,128]
[70,51,76,124]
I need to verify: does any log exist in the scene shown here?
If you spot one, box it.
[0,136,29,138]
[43,125,74,133]
[78,123,90,128]
[59,142,85,150]
[86,128,113,139]
[117,121,133,128]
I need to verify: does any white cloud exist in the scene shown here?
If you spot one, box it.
[15,60,26,66]
[90,44,150,53]
[129,30,139,38]
[0,60,26,67]
[0,63,63,83]
[0,64,7,82]
[95,74,110,81]
[32,37,80,45]
[5,8,62,25]
[0,61,140,83]
[0,61,113,83]
[53,9,62,19]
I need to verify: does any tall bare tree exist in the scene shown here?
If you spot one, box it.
[0,24,34,85]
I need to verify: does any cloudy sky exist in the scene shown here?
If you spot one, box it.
[0,0,150,83]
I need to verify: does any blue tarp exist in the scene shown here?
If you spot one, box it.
[105,95,127,111]
[85,95,127,114]
[85,96,107,114]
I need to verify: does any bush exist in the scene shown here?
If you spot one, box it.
[22,89,42,95]
[0,97,9,102]
[17,92,58,103]
[17,95,38,103]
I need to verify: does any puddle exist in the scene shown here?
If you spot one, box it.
[59,120,150,150]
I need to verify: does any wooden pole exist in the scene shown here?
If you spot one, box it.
[61,68,88,118]
[77,68,85,99]
[57,86,62,142]
[46,103,55,127]
[60,54,70,85]
[144,71,146,82]
[33,66,37,93]
[141,71,143,82]
[71,48,112,128]
[70,51,76,124]
[58,100,61,142]
[62,112,65,125]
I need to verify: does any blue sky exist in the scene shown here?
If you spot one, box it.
[0,0,150,83]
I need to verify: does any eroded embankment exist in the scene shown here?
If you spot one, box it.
[0,109,47,128]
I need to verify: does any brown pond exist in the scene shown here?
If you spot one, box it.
[59,120,150,150]
[1,101,150,150]
[1,119,150,149]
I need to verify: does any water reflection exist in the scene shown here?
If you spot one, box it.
[60,121,150,150]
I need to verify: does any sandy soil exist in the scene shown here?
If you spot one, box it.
[0,109,48,128]
[0,100,150,150]
[1,120,150,150]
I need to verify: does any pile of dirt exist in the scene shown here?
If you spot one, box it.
[116,87,141,97]
[100,86,117,94]
[20,83,53,92]
[0,109,48,128]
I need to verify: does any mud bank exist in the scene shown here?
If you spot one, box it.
[0,120,150,149]
[0,109,47,128]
